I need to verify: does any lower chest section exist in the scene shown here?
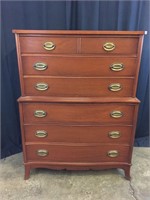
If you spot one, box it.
[19,101,138,165]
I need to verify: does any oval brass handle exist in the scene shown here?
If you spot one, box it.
[109,83,122,92]
[107,150,119,158]
[35,130,48,138]
[103,42,115,51]
[35,83,49,91]
[110,63,124,72]
[34,63,48,71]
[110,111,123,118]
[34,110,47,118]
[37,149,48,157]
[43,42,55,51]
[109,131,121,139]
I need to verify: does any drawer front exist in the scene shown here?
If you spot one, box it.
[22,103,134,124]
[22,56,137,77]
[24,125,133,144]
[19,37,77,54]
[24,77,134,97]
[26,144,130,163]
[81,37,139,55]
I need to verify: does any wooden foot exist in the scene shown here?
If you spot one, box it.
[24,165,30,180]
[123,166,131,180]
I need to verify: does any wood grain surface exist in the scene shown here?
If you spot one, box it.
[22,56,137,76]
[13,30,144,180]
[23,77,134,97]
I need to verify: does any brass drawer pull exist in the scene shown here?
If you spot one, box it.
[35,83,49,91]
[35,130,48,138]
[109,131,121,139]
[110,111,123,118]
[43,42,55,51]
[37,149,48,157]
[109,83,122,92]
[34,110,47,118]
[103,42,115,51]
[110,63,124,71]
[34,63,48,71]
[107,150,119,158]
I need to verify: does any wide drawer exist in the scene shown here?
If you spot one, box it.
[24,124,133,144]
[22,56,137,76]
[24,77,134,97]
[19,37,77,54]
[26,144,130,163]
[22,103,134,124]
[81,37,139,55]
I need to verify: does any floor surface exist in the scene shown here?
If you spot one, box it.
[0,147,150,200]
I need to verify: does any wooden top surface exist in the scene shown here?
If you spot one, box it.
[18,96,140,103]
[12,30,145,35]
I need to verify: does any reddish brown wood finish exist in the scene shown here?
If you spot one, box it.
[24,162,131,180]
[26,144,130,163]
[23,77,134,97]
[13,30,144,180]
[81,37,139,55]
[22,103,135,124]
[12,30,145,35]
[132,35,144,96]
[15,34,25,94]
[22,56,138,77]
[18,96,140,103]
[24,124,133,144]
[18,103,27,163]
[19,35,139,55]
[128,104,140,163]
[20,37,77,54]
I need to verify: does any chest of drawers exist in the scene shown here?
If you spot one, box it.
[13,30,144,180]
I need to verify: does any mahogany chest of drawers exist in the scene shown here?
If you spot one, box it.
[13,30,144,180]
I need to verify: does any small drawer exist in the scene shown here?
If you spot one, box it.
[22,56,137,77]
[22,103,134,125]
[81,37,139,55]
[26,144,130,163]
[24,124,133,144]
[23,77,134,97]
[19,37,77,54]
